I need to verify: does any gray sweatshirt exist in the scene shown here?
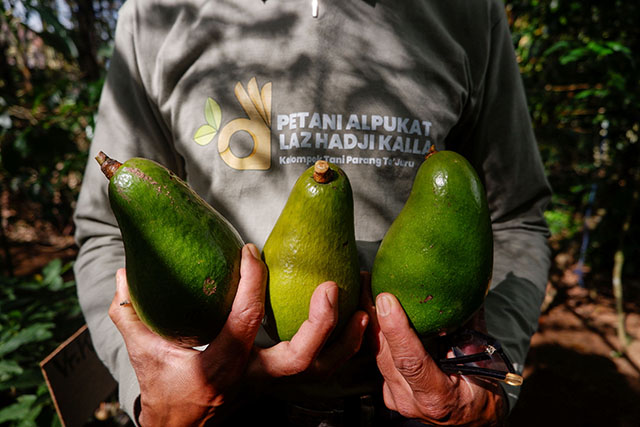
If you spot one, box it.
[73,0,551,421]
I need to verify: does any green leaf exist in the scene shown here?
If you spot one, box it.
[605,41,632,56]
[586,41,613,57]
[544,210,575,237]
[543,40,570,56]
[575,88,609,99]
[16,403,43,427]
[0,323,55,358]
[559,47,589,64]
[0,395,37,423]
[0,368,45,392]
[569,184,586,193]
[204,98,222,130]
[0,359,23,382]
[193,125,216,146]
[42,259,63,290]
[51,415,63,427]
[574,89,597,100]
[607,71,626,91]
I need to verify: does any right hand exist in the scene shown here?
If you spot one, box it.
[109,243,368,426]
[361,274,507,426]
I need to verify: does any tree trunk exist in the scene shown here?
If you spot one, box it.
[68,0,100,80]
[612,180,639,354]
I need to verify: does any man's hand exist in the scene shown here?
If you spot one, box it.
[109,244,267,426]
[363,276,507,426]
[109,243,368,426]
[247,282,369,382]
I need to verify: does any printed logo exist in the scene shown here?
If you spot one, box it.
[193,77,272,170]
[194,77,435,172]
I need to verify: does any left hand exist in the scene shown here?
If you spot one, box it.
[363,275,507,426]
[111,244,369,425]
[109,244,270,426]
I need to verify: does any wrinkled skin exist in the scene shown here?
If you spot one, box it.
[362,272,508,426]
[109,244,369,426]
[110,247,507,426]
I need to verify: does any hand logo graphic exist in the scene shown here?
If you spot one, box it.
[193,78,272,171]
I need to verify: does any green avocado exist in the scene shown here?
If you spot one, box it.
[262,161,361,342]
[371,148,493,336]
[96,152,244,347]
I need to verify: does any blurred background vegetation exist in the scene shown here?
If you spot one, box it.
[0,0,638,425]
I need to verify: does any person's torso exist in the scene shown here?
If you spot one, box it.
[126,0,497,248]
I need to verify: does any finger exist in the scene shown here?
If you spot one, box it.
[313,309,369,375]
[362,278,398,374]
[372,315,414,397]
[360,272,383,352]
[362,279,403,386]
[108,268,163,354]
[382,381,399,412]
[226,243,267,342]
[249,281,339,377]
[204,244,267,364]
[288,281,339,357]
[359,271,373,309]
[375,293,451,396]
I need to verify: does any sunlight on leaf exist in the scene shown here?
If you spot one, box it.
[605,41,632,56]
[543,40,570,56]
[0,323,55,358]
[193,125,216,146]
[0,395,37,423]
[0,360,23,382]
[559,47,588,64]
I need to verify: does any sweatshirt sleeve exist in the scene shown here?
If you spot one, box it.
[454,3,552,412]
[73,2,182,422]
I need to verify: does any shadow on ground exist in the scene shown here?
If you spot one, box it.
[509,338,640,426]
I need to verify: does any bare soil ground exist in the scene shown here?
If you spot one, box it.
[508,265,640,427]
[4,217,639,427]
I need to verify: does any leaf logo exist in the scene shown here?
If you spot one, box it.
[193,98,222,146]
[193,78,272,170]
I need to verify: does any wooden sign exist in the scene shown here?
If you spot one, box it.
[40,325,118,427]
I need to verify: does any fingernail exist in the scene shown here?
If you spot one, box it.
[325,284,338,309]
[246,243,261,260]
[376,294,392,317]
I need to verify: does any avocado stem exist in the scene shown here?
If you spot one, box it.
[425,144,438,160]
[95,151,123,180]
[313,160,333,183]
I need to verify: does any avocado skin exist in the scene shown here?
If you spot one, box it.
[371,150,493,336]
[262,163,361,342]
[108,158,244,347]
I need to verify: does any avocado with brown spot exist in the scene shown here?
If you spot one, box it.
[262,161,360,342]
[96,152,243,347]
[371,148,493,336]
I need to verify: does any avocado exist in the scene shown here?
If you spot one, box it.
[262,161,361,342]
[96,152,244,347]
[371,148,493,336]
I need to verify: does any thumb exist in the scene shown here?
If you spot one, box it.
[108,268,159,351]
[376,293,449,394]
[202,244,266,365]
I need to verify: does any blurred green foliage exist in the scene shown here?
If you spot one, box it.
[1,1,122,425]
[0,0,119,233]
[506,0,640,275]
[0,259,82,426]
